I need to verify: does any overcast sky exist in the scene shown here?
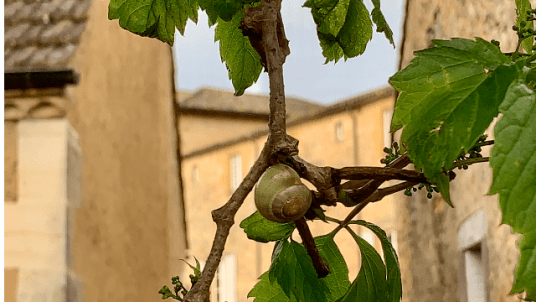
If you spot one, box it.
[173,0,405,105]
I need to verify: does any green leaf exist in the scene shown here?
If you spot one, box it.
[340,230,388,302]
[215,11,263,96]
[336,0,372,58]
[251,235,350,302]
[240,211,295,243]
[510,230,536,299]
[318,32,345,64]
[109,0,198,44]
[316,235,351,301]
[489,75,536,236]
[355,221,402,302]
[370,0,394,46]
[269,240,330,302]
[487,64,536,299]
[516,0,534,54]
[389,38,515,204]
[307,0,372,63]
[248,272,297,302]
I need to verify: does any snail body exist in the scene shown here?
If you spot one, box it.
[254,164,312,223]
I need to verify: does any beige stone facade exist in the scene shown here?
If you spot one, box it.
[396,1,530,301]
[179,87,398,301]
[4,0,186,300]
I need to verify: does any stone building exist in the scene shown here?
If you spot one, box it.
[4,0,186,301]
[178,86,398,301]
[395,1,528,302]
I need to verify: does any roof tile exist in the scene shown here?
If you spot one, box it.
[4,0,92,72]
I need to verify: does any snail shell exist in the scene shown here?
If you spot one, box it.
[254,163,312,223]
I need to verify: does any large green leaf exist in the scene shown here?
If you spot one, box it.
[306,0,372,63]
[248,272,297,302]
[389,38,515,204]
[269,240,330,302]
[240,211,295,243]
[250,235,350,302]
[109,0,198,44]
[490,75,536,234]
[340,230,388,302]
[370,0,394,46]
[489,75,536,299]
[510,230,536,299]
[516,0,534,54]
[316,234,351,301]
[215,11,263,96]
[355,221,401,302]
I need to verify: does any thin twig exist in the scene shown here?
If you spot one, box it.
[451,157,490,170]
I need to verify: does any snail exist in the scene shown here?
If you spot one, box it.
[254,163,312,223]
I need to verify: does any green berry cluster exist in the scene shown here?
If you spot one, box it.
[404,183,438,199]
[158,258,201,300]
[455,135,486,170]
[513,9,536,40]
[158,276,189,301]
[381,142,400,165]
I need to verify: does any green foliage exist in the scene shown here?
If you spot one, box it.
[315,235,351,301]
[158,258,201,300]
[389,38,516,204]
[340,228,387,302]
[269,240,331,302]
[510,230,536,298]
[214,11,263,96]
[370,0,394,46]
[248,271,298,302]
[249,235,351,302]
[305,0,373,63]
[240,211,296,242]
[515,0,534,54]
[108,0,198,44]
[354,221,401,302]
[488,73,536,299]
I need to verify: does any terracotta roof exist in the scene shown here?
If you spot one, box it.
[4,0,92,72]
[179,88,326,121]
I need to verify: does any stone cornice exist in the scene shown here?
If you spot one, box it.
[5,92,67,120]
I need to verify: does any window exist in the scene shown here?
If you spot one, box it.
[383,109,393,148]
[335,122,344,142]
[458,210,488,302]
[216,254,237,302]
[464,244,486,302]
[230,154,242,191]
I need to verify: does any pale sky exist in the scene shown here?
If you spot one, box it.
[173,0,405,105]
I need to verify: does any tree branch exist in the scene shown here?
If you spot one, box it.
[335,166,426,182]
[184,144,271,302]
[184,0,295,300]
